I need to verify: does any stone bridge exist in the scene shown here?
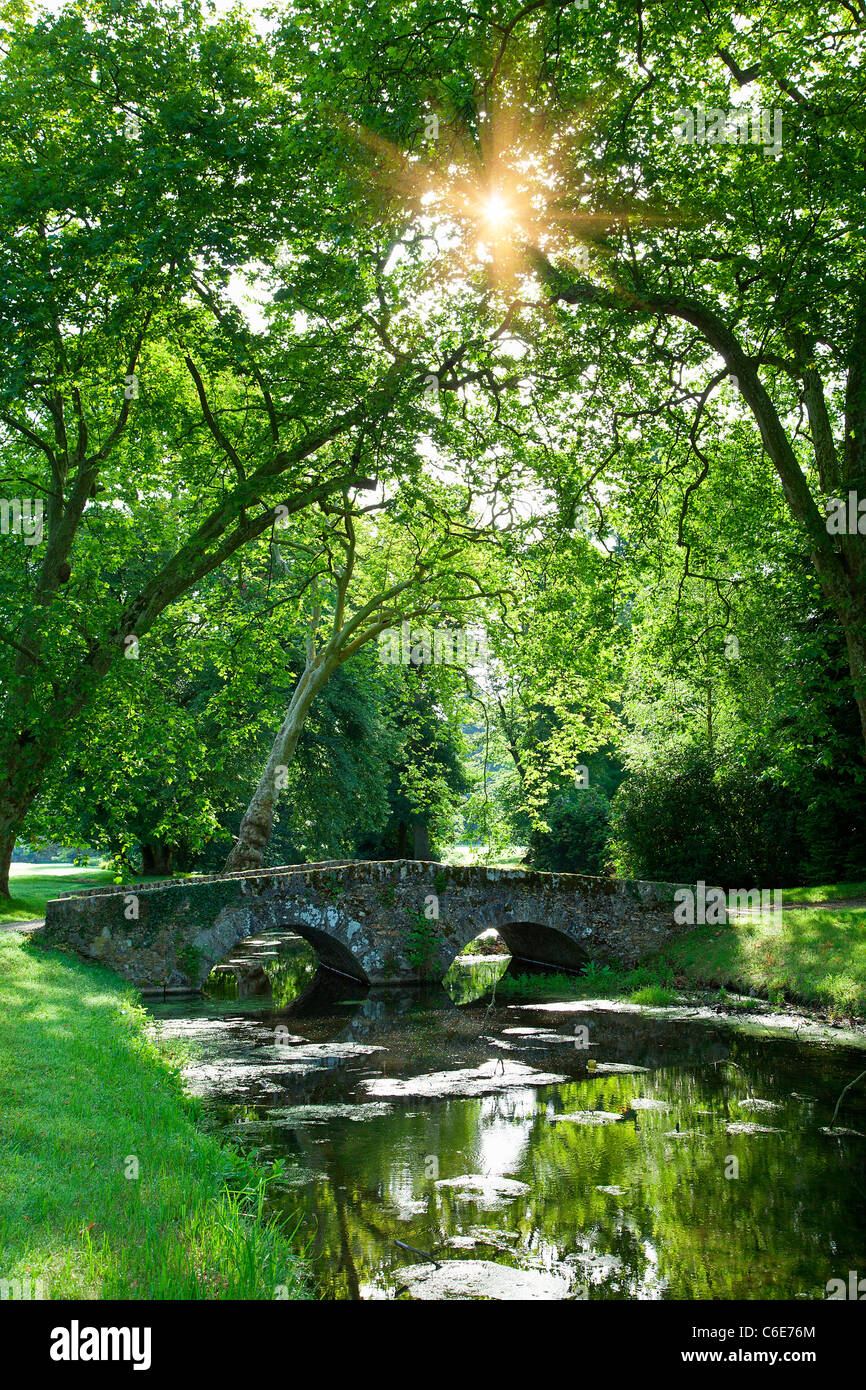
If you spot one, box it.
[34,860,691,992]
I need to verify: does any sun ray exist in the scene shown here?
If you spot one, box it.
[345,54,680,300]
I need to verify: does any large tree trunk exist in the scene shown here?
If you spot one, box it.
[412,818,431,860]
[225,654,338,872]
[141,842,174,876]
[841,609,866,751]
[805,532,866,750]
[0,824,15,900]
[0,758,47,899]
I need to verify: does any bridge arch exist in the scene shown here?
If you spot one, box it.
[488,919,591,973]
[271,920,370,983]
[210,895,380,987]
[441,913,592,979]
[36,859,688,990]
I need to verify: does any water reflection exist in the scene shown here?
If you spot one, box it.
[203,933,510,1009]
[154,947,866,1301]
[203,932,318,1005]
[443,954,510,1004]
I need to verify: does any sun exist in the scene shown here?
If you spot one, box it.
[348,62,671,298]
[481,191,512,231]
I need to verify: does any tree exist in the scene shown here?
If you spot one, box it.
[525,4,866,751]
[356,661,471,861]
[0,0,526,895]
[0,0,359,891]
[305,0,866,759]
[225,481,509,869]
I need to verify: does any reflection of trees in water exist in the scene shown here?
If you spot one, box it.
[198,982,865,1299]
[266,950,318,1007]
[253,1038,864,1300]
[333,1179,361,1301]
[204,941,509,1013]
[202,935,319,1005]
[444,956,510,1004]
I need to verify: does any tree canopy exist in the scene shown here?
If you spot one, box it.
[2,0,864,890]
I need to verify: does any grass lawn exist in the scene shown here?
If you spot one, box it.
[444,843,528,870]
[0,932,308,1299]
[1,863,116,924]
[496,900,866,1017]
[662,904,866,1014]
[782,880,866,904]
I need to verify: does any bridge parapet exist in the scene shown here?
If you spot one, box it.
[48,858,361,901]
[34,860,688,992]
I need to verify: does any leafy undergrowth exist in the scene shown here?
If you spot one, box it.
[0,933,309,1299]
[493,963,680,1004]
[629,985,678,1007]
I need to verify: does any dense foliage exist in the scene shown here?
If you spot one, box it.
[2,0,864,892]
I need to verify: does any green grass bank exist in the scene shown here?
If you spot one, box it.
[0,932,307,1299]
[495,899,866,1018]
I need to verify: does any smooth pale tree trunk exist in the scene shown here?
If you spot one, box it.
[0,463,363,899]
[225,653,339,872]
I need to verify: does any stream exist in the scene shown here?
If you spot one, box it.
[147,934,866,1300]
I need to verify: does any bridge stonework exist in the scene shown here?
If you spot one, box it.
[34,860,689,991]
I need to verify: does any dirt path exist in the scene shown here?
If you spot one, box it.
[783,900,866,911]
[735,896,866,917]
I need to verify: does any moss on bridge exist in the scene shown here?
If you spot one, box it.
[33,860,689,992]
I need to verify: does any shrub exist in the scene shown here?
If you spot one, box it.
[529,787,611,874]
[630,985,677,1006]
[608,747,802,886]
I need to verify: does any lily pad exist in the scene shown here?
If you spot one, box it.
[362,1059,567,1100]
[592,1062,650,1074]
[435,1174,530,1208]
[388,1259,574,1301]
[551,1111,622,1125]
[263,1102,394,1124]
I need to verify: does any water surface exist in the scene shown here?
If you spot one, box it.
[148,936,866,1300]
